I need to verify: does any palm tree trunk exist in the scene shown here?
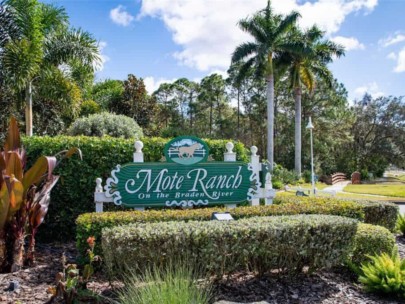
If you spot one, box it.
[25,81,33,136]
[266,74,274,170]
[209,101,213,136]
[294,87,302,175]
[237,88,240,139]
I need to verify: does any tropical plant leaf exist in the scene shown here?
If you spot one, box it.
[4,116,20,152]
[8,177,23,211]
[22,156,57,191]
[29,175,59,229]
[0,182,10,230]
[5,152,23,180]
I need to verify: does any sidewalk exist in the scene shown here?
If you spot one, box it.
[323,181,351,193]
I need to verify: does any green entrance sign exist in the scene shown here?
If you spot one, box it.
[105,162,253,207]
[104,136,259,208]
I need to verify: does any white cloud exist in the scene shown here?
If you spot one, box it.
[331,36,365,51]
[97,41,110,72]
[393,47,405,73]
[110,5,134,26]
[139,0,378,72]
[143,76,177,94]
[379,32,405,47]
[353,82,384,99]
[387,52,397,60]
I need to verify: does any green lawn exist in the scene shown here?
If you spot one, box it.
[343,184,405,198]
[277,190,405,202]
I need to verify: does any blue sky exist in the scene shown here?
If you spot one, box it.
[46,0,404,101]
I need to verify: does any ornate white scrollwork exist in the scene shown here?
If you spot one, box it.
[104,165,123,205]
[247,163,262,200]
[165,199,209,207]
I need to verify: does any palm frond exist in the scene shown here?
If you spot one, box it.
[273,11,300,38]
[238,17,267,43]
[43,28,101,70]
[231,42,258,63]
[311,63,333,88]
[305,25,324,43]
[39,2,68,34]
[299,64,315,93]
[3,38,42,89]
[235,57,255,86]
[0,1,20,46]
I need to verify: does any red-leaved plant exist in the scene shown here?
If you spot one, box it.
[0,117,81,272]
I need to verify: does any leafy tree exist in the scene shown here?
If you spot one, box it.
[0,0,100,136]
[351,96,405,176]
[232,0,300,169]
[114,74,158,134]
[153,83,177,128]
[91,79,124,111]
[198,74,228,137]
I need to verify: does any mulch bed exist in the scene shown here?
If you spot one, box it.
[1,237,405,304]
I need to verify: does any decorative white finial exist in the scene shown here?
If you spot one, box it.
[95,178,103,192]
[135,140,144,153]
[226,142,234,153]
[251,146,258,156]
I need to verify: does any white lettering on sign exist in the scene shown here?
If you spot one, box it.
[124,166,244,200]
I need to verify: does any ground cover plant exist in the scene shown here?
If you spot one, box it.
[119,262,213,304]
[0,118,81,273]
[359,248,405,299]
[344,184,405,198]
[397,213,405,236]
[102,215,357,277]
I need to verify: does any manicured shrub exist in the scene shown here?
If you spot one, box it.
[102,215,358,277]
[77,200,364,256]
[347,223,396,272]
[274,196,398,231]
[359,249,405,298]
[23,136,248,241]
[67,112,144,139]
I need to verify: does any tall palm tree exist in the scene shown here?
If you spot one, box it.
[1,0,100,136]
[285,26,345,175]
[232,0,300,170]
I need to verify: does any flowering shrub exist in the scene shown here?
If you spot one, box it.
[102,215,358,277]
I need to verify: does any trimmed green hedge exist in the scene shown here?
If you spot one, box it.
[348,223,396,271]
[273,196,398,231]
[76,200,366,256]
[102,215,358,277]
[23,136,248,241]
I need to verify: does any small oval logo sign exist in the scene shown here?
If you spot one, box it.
[164,136,209,165]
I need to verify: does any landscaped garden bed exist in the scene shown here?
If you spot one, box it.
[1,236,405,303]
